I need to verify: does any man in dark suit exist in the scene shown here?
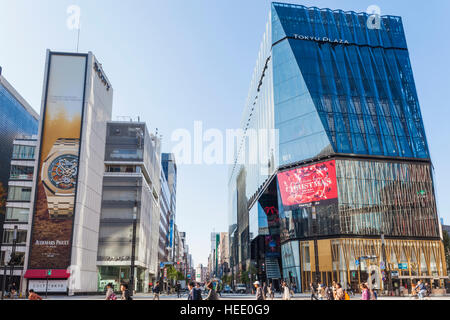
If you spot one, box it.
[187,282,195,300]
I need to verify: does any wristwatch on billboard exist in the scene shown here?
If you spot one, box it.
[41,138,80,219]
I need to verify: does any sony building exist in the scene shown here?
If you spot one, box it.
[24,51,113,295]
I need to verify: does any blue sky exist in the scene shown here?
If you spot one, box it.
[1,0,449,265]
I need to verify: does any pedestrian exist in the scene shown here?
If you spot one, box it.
[28,289,42,300]
[254,281,265,301]
[105,283,117,300]
[425,282,432,298]
[120,283,132,300]
[152,281,161,300]
[194,282,203,300]
[414,280,427,300]
[310,282,318,300]
[205,281,220,300]
[217,282,222,297]
[360,284,370,300]
[176,282,181,298]
[267,283,274,300]
[326,285,334,300]
[187,282,195,300]
[318,283,326,300]
[262,282,268,299]
[282,281,291,300]
[8,282,17,299]
[335,283,345,300]
[331,281,337,300]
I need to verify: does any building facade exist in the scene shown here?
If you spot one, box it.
[24,51,113,294]
[0,136,38,293]
[228,2,447,293]
[97,121,161,293]
[0,70,39,269]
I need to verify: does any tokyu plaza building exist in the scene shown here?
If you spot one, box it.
[228,2,448,293]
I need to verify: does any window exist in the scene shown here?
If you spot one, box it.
[2,230,27,245]
[10,165,34,180]
[12,145,35,160]
[7,186,32,201]
[5,207,29,222]
[0,251,25,267]
[106,165,138,173]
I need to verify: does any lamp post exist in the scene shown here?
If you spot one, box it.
[130,202,137,296]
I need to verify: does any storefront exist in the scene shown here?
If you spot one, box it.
[24,269,71,294]
[284,238,448,293]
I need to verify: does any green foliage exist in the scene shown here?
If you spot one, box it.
[240,270,250,284]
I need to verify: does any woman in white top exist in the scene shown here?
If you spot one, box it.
[282,281,291,300]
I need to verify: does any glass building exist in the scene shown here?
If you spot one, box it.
[228,2,447,293]
[0,71,38,274]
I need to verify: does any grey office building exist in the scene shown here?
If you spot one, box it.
[97,121,162,293]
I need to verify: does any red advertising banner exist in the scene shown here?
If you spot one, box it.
[277,160,338,208]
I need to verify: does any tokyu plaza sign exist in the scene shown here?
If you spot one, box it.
[292,34,350,45]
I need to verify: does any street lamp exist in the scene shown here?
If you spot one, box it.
[130,202,137,296]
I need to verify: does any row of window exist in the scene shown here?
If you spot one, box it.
[12,144,35,160]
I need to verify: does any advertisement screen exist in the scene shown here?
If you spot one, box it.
[277,160,338,209]
[29,53,87,269]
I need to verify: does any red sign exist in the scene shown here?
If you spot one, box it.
[278,160,338,208]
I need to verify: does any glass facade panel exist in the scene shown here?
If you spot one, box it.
[12,145,35,160]
[279,159,439,241]
[7,186,32,201]
[10,165,34,180]
[0,81,38,188]
[5,207,29,223]
[2,229,27,244]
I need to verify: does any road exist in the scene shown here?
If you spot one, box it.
[39,293,450,300]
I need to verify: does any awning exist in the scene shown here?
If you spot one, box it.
[24,269,71,279]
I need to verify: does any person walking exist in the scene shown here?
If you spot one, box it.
[262,282,268,299]
[282,281,291,300]
[187,282,195,300]
[360,284,370,300]
[317,283,326,300]
[267,283,274,300]
[205,281,220,300]
[176,282,181,299]
[153,281,161,300]
[414,280,427,300]
[120,283,132,300]
[28,289,43,300]
[194,282,203,300]
[335,283,345,300]
[105,283,117,300]
[310,282,318,300]
[254,281,265,301]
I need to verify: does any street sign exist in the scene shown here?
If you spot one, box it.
[355,260,360,266]
[398,263,408,270]
[164,268,167,279]
[47,270,52,276]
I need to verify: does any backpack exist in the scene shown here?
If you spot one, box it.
[344,291,350,300]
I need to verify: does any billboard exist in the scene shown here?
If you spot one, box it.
[28,53,87,270]
[277,160,338,210]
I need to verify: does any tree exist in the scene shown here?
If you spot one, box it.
[0,182,6,212]
[240,270,250,285]
[443,230,450,273]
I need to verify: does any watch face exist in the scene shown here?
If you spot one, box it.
[48,154,78,190]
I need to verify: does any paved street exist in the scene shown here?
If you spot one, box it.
[32,293,449,301]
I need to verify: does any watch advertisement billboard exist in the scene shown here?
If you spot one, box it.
[28,53,87,269]
[277,160,338,210]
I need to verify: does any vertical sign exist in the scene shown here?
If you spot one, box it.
[29,53,87,269]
